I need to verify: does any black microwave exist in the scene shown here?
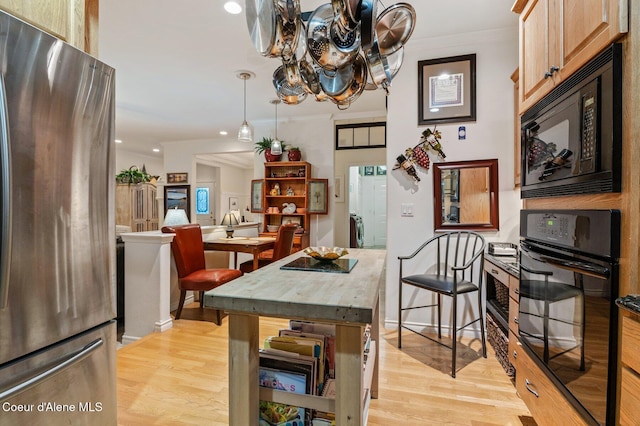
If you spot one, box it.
[521,44,622,199]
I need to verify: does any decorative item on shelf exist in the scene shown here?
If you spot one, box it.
[282,203,296,214]
[287,146,302,161]
[266,224,280,232]
[393,126,448,183]
[270,183,281,196]
[286,186,295,196]
[298,168,306,177]
[244,0,416,107]
[116,165,151,184]
[296,207,306,214]
[163,207,189,226]
[221,212,239,238]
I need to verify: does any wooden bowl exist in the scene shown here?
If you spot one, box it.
[296,208,307,214]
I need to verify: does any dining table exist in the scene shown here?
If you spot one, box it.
[203,237,276,271]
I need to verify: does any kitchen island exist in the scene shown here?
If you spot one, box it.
[203,248,386,426]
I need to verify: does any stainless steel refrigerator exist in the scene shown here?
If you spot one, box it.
[0,10,117,425]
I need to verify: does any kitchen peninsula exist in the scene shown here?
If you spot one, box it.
[204,248,386,426]
[120,222,260,344]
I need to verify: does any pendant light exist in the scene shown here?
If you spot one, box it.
[270,99,282,155]
[236,71,254,143]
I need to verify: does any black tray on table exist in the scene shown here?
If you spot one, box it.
[280,257,358,274]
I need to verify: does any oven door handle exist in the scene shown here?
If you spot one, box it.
[520,264,553,276]
[521,242,610,279]
[538,255,609,279]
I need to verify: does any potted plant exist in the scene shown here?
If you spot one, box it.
[255,137,285,162]
[116,166,151,184]
[286,146,302,162]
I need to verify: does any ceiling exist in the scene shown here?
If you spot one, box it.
[98,0,518,157]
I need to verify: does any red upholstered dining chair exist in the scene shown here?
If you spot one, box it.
[161,224,242,324]
[239,223,298,273]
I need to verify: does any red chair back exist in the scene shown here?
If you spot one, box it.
[272,223,298,261]
[161,224,206,278]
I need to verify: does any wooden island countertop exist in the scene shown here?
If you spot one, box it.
[203,248,386,426]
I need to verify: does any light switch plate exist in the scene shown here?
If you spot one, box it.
[401,203,414,217]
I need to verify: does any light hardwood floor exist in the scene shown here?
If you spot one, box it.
[116,306,533,425]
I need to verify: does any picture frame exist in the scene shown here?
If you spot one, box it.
[166,172,188,184]
[250,179,264,213]
[164,185,190,218]
[418,54,476,125]
[376,165,387,176]
[307,178,328,214]
[229,196,239,210]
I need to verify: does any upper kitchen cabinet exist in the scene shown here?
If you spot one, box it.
[0,0,99,55]
[514,0,628,113]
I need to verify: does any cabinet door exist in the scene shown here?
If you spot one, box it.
[0,0,97,54]
[519,0,557,109]
[561,0,627,78]
[515,348,586,425]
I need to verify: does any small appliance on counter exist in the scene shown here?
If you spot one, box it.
[487,242,518,257]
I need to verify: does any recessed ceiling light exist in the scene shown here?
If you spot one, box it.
[115,139,122,143]
[224,1,242,14]
[153,148,160,153]
[220,130,228,135]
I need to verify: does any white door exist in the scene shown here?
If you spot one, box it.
[195,182,215,226]
[372,175,387,247]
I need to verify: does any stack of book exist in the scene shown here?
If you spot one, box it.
[258,320,369,425]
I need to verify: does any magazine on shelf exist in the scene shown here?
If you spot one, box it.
[259,349,318,396]
[289,321,336,378]
[259,367,308,426]
[278,329,328,393]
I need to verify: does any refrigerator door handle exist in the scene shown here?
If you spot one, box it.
[0,73,13,309]
[0,338,103,401]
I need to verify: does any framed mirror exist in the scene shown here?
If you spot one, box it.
[433,159,499,232]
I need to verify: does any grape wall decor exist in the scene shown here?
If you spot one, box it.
[393,127,447,183]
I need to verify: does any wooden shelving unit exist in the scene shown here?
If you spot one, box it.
[260,161,327,251]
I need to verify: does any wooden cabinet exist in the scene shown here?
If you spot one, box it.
[515,346,586,425]
[260,161,327,251]
[0,0,99,54]
[620,315,640,425]
[116,183,159,232]
[515,0,628,112]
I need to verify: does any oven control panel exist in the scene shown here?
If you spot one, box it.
[520,209,620,258]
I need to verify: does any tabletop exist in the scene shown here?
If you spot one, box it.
[203,248,387,324]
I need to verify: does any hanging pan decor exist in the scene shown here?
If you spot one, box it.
[245,0,416,108]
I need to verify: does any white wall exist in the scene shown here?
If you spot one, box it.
[115,149,163,179]
[385,27,520,329]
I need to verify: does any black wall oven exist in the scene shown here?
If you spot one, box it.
[519,210,620,425]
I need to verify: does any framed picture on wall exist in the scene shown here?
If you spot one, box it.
[418,53,476,125]
[164,185,190,217]
[166,172,188,184]
[307,179,328,214]
[251,179,264,213]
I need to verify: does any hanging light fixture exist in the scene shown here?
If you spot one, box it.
[270,99,282,155]
[236,71,254,143]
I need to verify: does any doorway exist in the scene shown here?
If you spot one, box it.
[348,165,387,248]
